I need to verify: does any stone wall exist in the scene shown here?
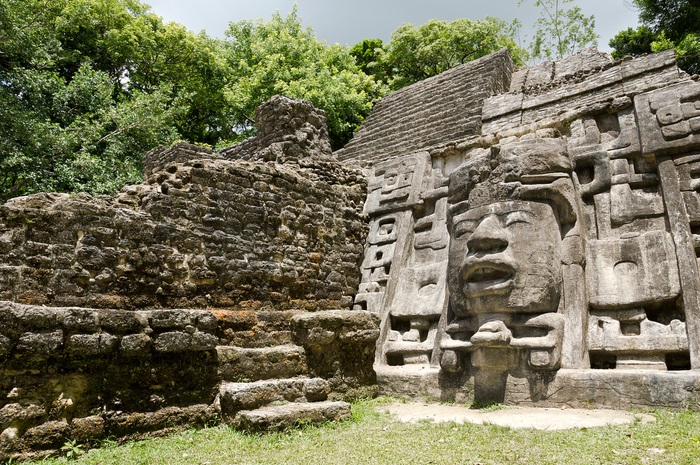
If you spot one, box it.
[335,50,514,164]
[0,302,220,456]
[0,108,367,312]
[343,48,700,410]
[0,96,379,460]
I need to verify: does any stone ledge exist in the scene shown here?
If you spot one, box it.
[230,401,351,432]
[377,366,700,409]
[219,378,330,415]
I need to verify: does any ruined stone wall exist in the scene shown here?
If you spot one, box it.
[0,145,366,313]
[0,303,220,456]
[0,96,378,460]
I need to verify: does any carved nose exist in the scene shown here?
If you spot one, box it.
[466,215,508,253]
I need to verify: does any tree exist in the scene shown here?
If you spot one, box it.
[223,7,387,149]
[0,0,187,200]
[383,17,527,90]
[609,0,699,75]
[350,38,391,84]
[519,0,598,61]
[634,0,700,43]
[609,26,658,58]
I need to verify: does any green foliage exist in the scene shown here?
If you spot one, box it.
[350,38,391,84]
[223,7,386,149]
[383,17,527,89]
[610,0,699,75]
[634,0,700,43]
[673,33,700,75]
[60,439,83,459]
[520,0,598,60]
[609,26,657,59]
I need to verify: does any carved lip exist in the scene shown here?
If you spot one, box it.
[461,260,515,297]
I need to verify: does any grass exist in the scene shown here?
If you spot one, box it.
[23,398,700,465]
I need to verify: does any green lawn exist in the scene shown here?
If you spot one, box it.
[27,398,700,465]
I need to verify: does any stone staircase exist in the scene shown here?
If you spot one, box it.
[215,344,351,431]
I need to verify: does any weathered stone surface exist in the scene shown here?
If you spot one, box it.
[341,48,700,408]
[0,101,367,312]
[292,310,380,397]
[336,50,513,163]
[217,345,308,381]
[231,401,351,432]
[5,46,700,458]
[218,378,329,415]
[0,95,373,458]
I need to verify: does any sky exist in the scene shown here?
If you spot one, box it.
[143,0,642,52]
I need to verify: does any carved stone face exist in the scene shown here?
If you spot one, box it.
[447,200,562,317]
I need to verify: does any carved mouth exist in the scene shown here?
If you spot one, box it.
[462,262,515,297]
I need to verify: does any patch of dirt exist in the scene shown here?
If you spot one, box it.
[380,402,655,430]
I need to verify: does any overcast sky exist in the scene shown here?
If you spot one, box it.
[144,0,641,52]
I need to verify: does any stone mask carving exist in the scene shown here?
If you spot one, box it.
[447,200,562,318]
[441,138,575,375]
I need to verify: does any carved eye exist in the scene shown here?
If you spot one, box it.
[453,221,475,238]
[505,211,531,227]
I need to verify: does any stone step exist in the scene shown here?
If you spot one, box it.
[231,401,351,432]
[218,377,330,415]
[217,344,308,381]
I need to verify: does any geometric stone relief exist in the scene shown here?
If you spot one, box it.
[588,312,688,370]
[357,152,453,368]
[586,231,680,309]
[369,126,700,402]
[636,81,700,155]
[383,262,446,366]
[352,50,700,407]
[365,152,431,215]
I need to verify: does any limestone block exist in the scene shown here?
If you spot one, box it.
[16,330,63,355]
[524,61,554,88]
[219,378,328,414]
[97,310,144,333]
[352,290,384,313]
[153,332,189,352]
[62,309,99,332]
[291,310,380,349]
[231,401,350,432]
[20,421,69,450]
[609,183,665,226]
[677,161,700,192]
[190,331,218,351]
[414,196,449,251]
[482,93,523,122]
[570,148,611,198]
[0,403,44,428]
[19,307,62,330]
[552,48,613,81]
[636,80,700,155]
[66,333,118,356]
[119,333,151,356]
[152,330,215,352]
[69,416,105,442]
[388,262,447,318]
[365,152,431,215]
[586,231,681,309]
[216,345,308,381]
[149,310,194,330]
[367,214,400,245]
[588,316,688,354]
